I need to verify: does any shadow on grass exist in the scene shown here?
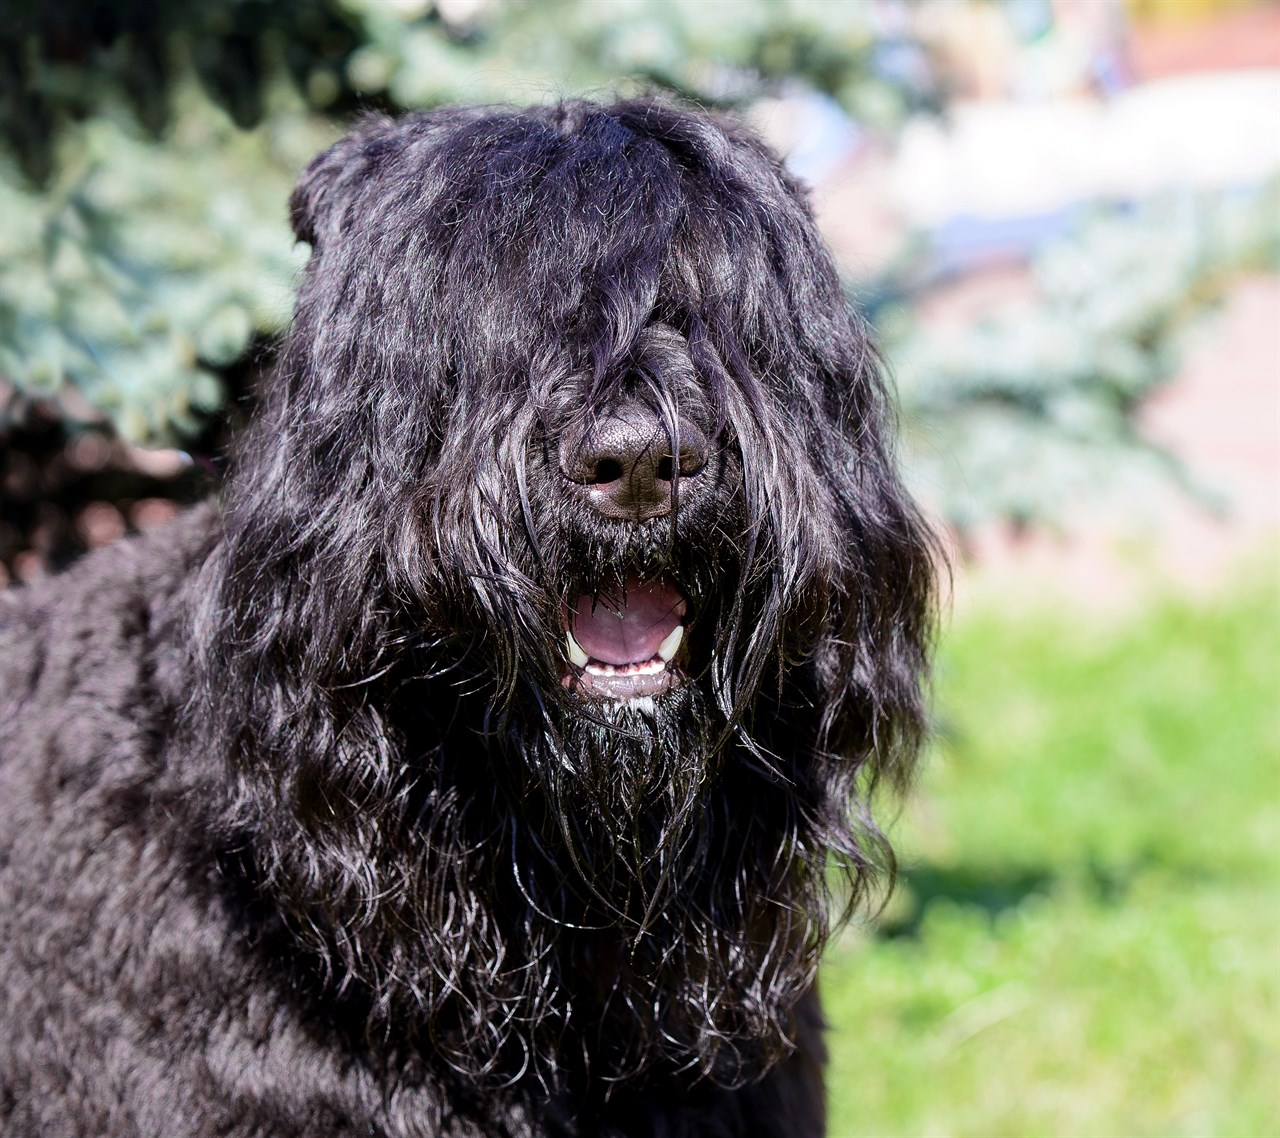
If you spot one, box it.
[878,862,1130,939]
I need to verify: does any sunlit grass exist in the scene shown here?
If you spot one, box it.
[823,567,1280,1137]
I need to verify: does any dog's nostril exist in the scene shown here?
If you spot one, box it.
[592,458,625,485]
[655,456,674,482]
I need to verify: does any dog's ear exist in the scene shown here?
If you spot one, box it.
[289,114,395,249]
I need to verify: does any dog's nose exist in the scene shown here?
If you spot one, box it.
[561,402,708,521]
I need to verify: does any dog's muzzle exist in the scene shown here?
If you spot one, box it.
[563,575,689,704]
[557,401,703,703]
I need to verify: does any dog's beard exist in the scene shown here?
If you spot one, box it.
[504,680,812,1087]
[530,684,722,926]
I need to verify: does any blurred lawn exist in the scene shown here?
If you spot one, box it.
[823,567,1280,1137]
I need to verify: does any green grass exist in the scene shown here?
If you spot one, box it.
[822,570,1280,1138]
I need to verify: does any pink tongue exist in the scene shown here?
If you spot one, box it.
[570,577,685,666]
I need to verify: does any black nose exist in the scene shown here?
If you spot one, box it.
[561,402,708,521]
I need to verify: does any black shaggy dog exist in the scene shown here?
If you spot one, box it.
[0,98,935,1137]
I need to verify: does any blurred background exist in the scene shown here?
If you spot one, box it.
[1,0,1276,1132]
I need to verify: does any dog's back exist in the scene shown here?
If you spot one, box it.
[0,509,246,1136]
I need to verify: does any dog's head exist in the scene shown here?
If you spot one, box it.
[196,99,936,1089]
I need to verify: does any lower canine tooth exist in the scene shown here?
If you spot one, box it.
[656,624,684,662]
[566,631,589,667]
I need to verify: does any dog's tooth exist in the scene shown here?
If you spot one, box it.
[656,624,684,662]
[566,630,589,667]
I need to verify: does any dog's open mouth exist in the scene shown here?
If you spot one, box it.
[563,575,688,703]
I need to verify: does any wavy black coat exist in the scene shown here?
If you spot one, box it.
[0,98,936,1137]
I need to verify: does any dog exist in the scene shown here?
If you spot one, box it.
[0,98,935,1137]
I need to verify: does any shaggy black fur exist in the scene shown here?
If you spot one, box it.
[0,98,935,1137]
